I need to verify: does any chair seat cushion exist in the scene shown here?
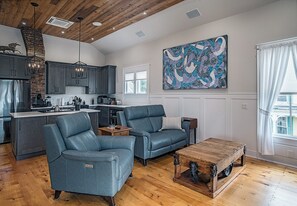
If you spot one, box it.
[150,130,187,151]
[149,132,171,150]
[164,129,187,143]
[102,149,133,179]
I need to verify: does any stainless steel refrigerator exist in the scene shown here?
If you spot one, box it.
[0,80,31,144]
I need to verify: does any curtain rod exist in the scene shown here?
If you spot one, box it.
[256,36,297,49]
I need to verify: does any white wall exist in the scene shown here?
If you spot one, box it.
[0,25,106,104]
[106,0,297,167]
[43,34,105,66]
[0,25,26,54]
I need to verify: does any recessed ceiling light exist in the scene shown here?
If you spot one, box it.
[22,22,26,25]
[92,22,102,27]
[143,11,147,15]
[112,27,115,30]
[91,38,94,41]
[61,31,65,34]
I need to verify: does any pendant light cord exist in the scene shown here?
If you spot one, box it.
[78,18,81,63]
[33,4,36,60]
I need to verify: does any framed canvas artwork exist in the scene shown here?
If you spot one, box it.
[163,35,228,90]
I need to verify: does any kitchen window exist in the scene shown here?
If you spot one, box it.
[124,64,148,95]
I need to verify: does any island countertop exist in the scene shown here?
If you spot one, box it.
[10,109,99,119]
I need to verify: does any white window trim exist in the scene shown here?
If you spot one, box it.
[123,64,149,96]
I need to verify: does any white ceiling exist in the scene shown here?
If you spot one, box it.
[92,0,278,54]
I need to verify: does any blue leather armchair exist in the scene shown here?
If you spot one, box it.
[117,105,190,166]
[43,112,135,206]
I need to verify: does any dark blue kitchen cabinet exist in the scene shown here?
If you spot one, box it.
[46,61,66,94]
[100,65,116,94]
[66,65,88,86]
[0,53,30,79]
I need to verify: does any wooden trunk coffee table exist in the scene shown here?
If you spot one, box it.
[173,138,246,198]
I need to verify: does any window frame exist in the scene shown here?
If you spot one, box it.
[271,58,297,141]
[123,64,149,95]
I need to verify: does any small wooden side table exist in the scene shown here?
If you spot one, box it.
[98,125,131,136]
[182,117,198,144]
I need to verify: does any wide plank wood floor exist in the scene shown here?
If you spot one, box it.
[1,143,297,206]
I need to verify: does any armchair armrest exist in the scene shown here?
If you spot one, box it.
[130,130,151,138]
[61,150,122,182]
[98,135,136,151]
[62,150,119,162]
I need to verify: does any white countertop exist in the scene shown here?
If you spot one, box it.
[31,105,75,111]
[90,104,131,108]
[10,109,100,119]
[31,104,131,110]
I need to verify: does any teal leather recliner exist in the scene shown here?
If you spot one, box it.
[43,112,135,206]
[117,105,190,166]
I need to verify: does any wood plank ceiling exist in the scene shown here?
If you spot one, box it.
[0,0,184,43]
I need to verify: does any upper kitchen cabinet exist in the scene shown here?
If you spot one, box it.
[87,65,116,94]
[46,61,66,94]
[101,65,116,94]
[0,53,30,79]
[86,66,99,94]
[66,65,88,87]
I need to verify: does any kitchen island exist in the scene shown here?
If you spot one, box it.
[10,109,100,160]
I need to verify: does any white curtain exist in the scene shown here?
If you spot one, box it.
[291,43,297,78]
[257,44,290,155]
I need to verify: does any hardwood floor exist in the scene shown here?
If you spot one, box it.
[1,143,297,206]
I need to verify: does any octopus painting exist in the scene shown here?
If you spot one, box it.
[163,35,228,90]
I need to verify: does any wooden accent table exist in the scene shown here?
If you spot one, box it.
[173,138,246,198]
[98,125,131,136]
[182,117,198,144]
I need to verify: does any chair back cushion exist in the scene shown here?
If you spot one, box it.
[56,112,100,151]
[147,105,165,132]
[124,105,165,133]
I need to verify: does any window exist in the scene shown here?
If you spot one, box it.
[272,55,297,138]
[124,64,148,94]
[276,116,288,135]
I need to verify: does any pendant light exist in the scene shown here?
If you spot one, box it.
[73,17,87,72]
[28,2,41,74]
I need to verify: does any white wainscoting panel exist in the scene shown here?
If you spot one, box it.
[163,97,181,117]
[144,93,296,167]
[149,96,163,105]
[182,97,201,119]
[231,99,257,152]
[203,98,227,140]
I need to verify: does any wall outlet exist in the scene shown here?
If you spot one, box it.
[241,103,248,109]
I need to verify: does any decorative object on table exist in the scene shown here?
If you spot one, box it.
[0,43,21,54]
[163,35,228,90]
[72,17,87,73]
[27,2,42,74]
[73,96,82,111]
[45,96,52,107]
